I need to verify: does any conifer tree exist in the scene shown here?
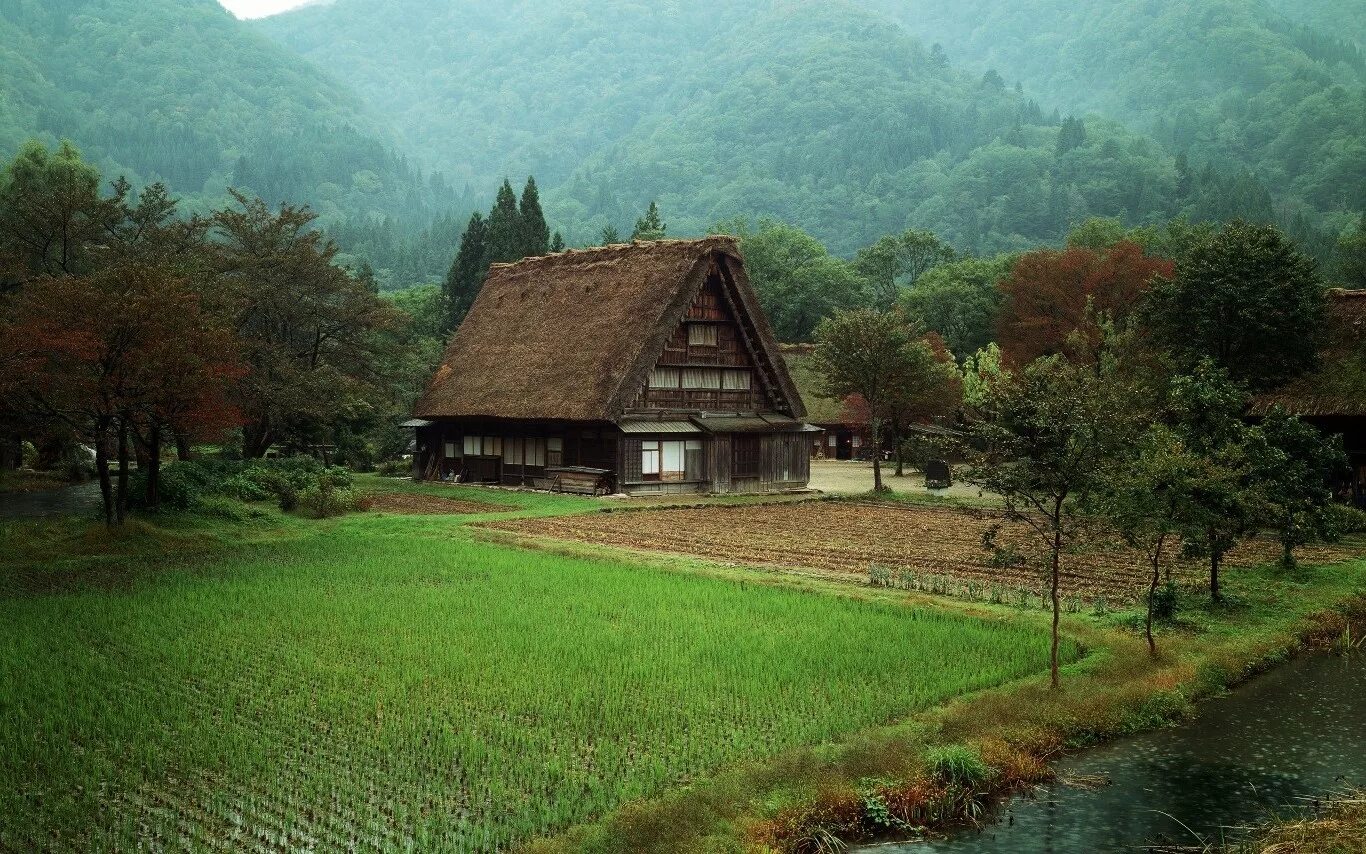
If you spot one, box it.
[550,231,565,253]
[600,225,621,245]
[631,201,666,241]
[484,179,522,264]
[443,211,488,333]
[517,177,551,257]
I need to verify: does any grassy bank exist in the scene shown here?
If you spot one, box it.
[1236,789,1366,853]
[0,488,1069,852]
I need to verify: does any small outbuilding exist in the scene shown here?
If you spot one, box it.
[411,237,817,495]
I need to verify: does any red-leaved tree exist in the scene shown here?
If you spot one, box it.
[997,241,1174,366]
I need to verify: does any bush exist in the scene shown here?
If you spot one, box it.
[926,745,991,790]
[127,456,348,512]
[1150,581,1179,623]
[297,478,360,519]
[375,459,410,478]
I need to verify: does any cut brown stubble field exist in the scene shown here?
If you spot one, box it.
[488,500,1364,603]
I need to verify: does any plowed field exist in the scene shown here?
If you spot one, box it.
[490,501,1363,603]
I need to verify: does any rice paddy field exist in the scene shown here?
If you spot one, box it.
[0,500,1069,852]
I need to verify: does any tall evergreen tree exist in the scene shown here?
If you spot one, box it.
[550,231,565,253]
[484,179,522,265]
[518,177,550,257]
[443,211,488,333]
[632,201,666,241]
[600,225,621,245]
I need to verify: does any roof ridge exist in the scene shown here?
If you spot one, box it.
[487,235,738,272]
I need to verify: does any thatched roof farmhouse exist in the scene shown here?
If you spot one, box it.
[411,237,817,495]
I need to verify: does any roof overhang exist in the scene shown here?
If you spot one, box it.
[400,418,435,428]
[618,420,704,434]
[693,414,821,434]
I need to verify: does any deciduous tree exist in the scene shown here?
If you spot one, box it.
[964,348,1145,687]
[854,229,957,310]
[1143,221,1326,391]
[997,242,1173,365]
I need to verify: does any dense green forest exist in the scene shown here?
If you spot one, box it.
[2,0,1362,279]
[862,0,1366,233]
[261,0,1362,257]
[0,0,477,287]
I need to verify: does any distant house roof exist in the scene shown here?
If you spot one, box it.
[1252,289,1366,418]
[415,237,804,422]
[780,343,857,425]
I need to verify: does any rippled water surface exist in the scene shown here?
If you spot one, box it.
[868,653,1366,853]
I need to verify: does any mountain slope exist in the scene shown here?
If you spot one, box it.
[261,0,1204,255]
[858,0,1366,227]
[0,0,452,224]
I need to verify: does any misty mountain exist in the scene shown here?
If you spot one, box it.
[0,0,456,226]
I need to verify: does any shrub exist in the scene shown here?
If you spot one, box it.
[297,476,361,519]
[1150,581,1179,623]
[926,745,991,790]
[196,496,271,522]
[375,459,410,478]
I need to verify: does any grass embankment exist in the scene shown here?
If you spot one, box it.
[0,482,1068,852]
[1238,789,1366,853]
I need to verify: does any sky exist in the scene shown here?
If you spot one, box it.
[218,0,316,18]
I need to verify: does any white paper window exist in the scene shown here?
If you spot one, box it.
[526,439,545,467]
[723,370,752,390]
[463,436,480,456]
[444,442,457,459]
[688,324,718,346]
[827,435,837,447]
[662,441,684,475]
[503,437,521,464]
[682,368,722,389]
[642,445,661,476]
[649,368,679,389]
[547,437,563,467]
[486,436,502,457]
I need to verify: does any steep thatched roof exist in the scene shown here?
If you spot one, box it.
[1251,289,1366,417]
[415,237,804,421]
[780,344,854,425]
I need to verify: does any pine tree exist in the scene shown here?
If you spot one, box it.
[484,179,522,264]
[443,211,488,333]
[518,176,550,257]
[550,231,565,253]
[631,201,666,241]
[600,224,621,245]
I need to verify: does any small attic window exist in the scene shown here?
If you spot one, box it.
[688,324,718,347]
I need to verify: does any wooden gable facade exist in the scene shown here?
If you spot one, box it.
[410,237,815,496]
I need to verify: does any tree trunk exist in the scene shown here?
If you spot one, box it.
[1049,499,1063,690]
[1146,537,1164,658]
[145,419,162,510]
[243,422,273,459]
[95,425,114,527]
[174,430,192,462]
[870,418,885,493]
[892,423,905,477]
[116,417,130,525]
[1210,550,1223,604]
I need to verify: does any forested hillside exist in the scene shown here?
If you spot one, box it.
[260,0,1362,256]
[862,0,1366,233]
[0,0,473,284]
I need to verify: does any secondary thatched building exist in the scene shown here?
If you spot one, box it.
[1252,288,1366,507]
[410,237,817,495]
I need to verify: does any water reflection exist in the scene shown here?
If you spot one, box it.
[868,653,1366,853]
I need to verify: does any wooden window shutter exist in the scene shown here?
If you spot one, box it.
[622,438,643,483]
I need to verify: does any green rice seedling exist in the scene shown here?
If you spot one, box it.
[0,513,1065,852]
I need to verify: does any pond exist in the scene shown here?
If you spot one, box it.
[0,481,101,520]
[866,652,1366,852]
